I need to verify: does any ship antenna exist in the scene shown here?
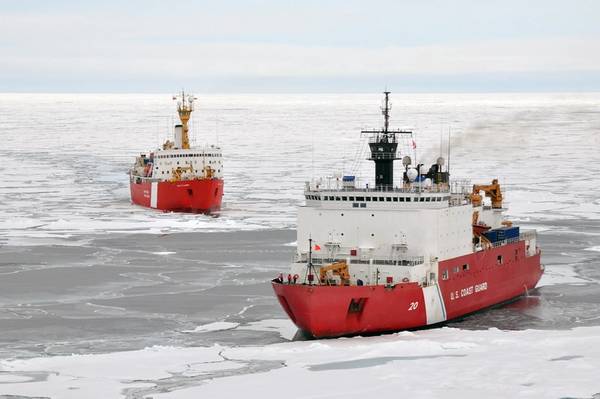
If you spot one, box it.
[447,127,451,177]
[381,91,391,134]
[174,89,195,150]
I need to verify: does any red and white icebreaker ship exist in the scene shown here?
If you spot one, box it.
[272,92,543,338]
[129,91,223,213]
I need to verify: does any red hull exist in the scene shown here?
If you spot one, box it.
[130,178,223,213]
[273,241,542,338]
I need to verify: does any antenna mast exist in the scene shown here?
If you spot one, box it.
[174,90,197,150]
[361,91,412,189]
[382,91,391,134]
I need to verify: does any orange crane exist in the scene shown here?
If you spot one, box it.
[471,179,503,208]
[319,261,351,286]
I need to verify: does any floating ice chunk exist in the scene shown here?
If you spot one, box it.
[238,319,297,340]
[182,321,240,333]
[538,264,589,287]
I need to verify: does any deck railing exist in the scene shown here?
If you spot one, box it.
[296,254,424,267]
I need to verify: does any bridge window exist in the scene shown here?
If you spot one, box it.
[442,270,449,280]
[372,197,378,202]
[360,203,366,208]
[352,203,359,208]
[379,197,384,201]
[453,266,459,273]
[366,197,371,201]
[462,264,470,271]
[356,196,364,201]
[349,196,355,201]
[342,196,347,201]
[497,255,503,265]
[393,197,398,202]
[386,197,392,202]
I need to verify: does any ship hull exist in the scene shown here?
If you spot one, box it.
[129,178,223,213]
[272,241,542,338]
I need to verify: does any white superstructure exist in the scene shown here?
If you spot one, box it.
[287,92,535,288]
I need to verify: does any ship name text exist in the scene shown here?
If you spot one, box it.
[449,282,488,301]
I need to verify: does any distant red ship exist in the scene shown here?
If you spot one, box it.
[129,91,223,213]
[272,92,543,338]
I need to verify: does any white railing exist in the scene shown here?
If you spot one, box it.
[308,185,451,194]
[295,254,424,267]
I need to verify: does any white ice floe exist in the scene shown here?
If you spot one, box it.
[584,246,600,252]
[538,264,589,287]
[237,319,297,340]
[152,251,176,255]
[182,321,240,333]
[2,327,600,399]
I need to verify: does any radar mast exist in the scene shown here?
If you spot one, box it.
[173,90,197,150]
[361,92,412,188]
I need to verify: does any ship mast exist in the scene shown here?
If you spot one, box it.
[382,91,390,133]
[361,92,412,189]
[174,90,196,150]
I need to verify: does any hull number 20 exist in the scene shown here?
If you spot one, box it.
[408,302,419,311]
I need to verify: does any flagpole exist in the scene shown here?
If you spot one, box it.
[308,237,312,266]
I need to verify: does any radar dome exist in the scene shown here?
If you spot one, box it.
[437,157,445,166]
[407,168,418,182]
[424,178,433,187]
[402,156,412,166]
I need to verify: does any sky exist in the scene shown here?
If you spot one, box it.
[1,0,600,92]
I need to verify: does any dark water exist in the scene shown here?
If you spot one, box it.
[448,219,600,330]
[1,219,599,360]
[0,230,294,358]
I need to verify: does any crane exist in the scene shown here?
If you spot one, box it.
[319,261,351,286]
[471,179,503,209]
